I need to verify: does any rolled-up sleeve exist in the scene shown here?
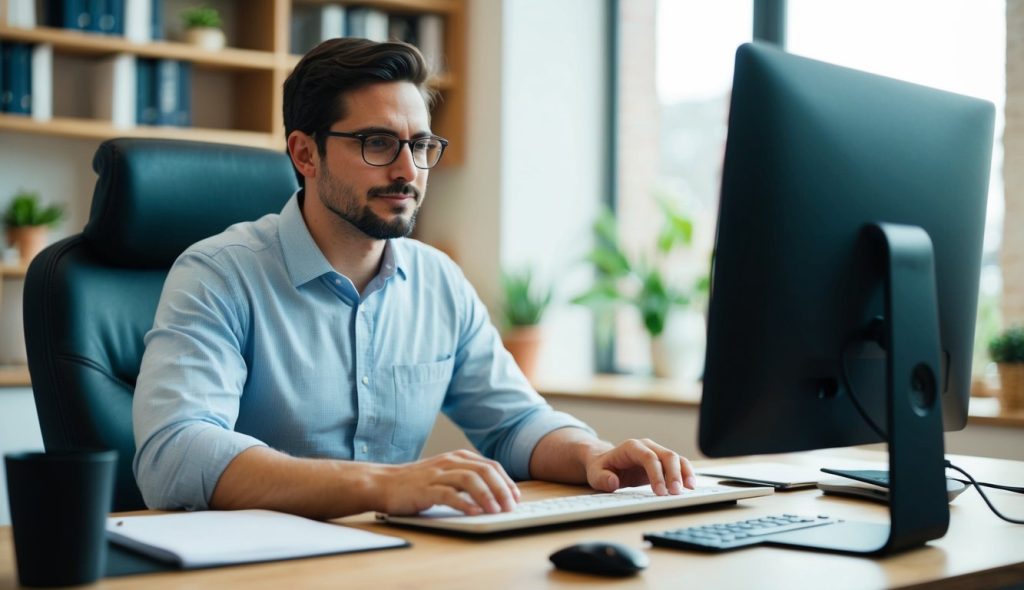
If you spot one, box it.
[132,251,266,510]
[442,271,594,481]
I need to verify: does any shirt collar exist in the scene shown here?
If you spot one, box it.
[279,190,409,287]
[384,238,409,282]
[279,191,334,287]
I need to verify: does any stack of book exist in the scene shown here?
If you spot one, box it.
[93,54,190,128]
[136,58,191,127]
[290,4,445,74]
[43,0,163,40]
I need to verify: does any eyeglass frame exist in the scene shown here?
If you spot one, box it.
[319,130,449,169]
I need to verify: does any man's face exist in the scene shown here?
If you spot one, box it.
[316,81,431,240]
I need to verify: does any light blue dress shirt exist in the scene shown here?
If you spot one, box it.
[132,192,592,510]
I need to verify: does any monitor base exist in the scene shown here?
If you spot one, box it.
[766,521,896,555]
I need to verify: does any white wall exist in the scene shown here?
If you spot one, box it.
[499,0,605,379]
[420,0,607,380]
[417,2,504,315]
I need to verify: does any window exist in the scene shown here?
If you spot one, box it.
[612,1,1006,379]
[787,0,1006,377]
[612,1,752,376]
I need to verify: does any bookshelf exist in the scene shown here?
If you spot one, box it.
[0,0,466,163]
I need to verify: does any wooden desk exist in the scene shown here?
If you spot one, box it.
[1,450,1022,589]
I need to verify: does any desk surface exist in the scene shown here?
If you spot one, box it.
[1,450,1022,590]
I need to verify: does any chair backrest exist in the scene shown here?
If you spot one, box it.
[24,138,297,510]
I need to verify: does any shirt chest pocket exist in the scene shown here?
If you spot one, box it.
[388,357,455,452]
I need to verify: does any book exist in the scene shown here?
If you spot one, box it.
[106,509,409,569]
[347,7,387,42]
[124,0,151,42]
[150,0,162,40]
[3,42,31,115]
[106,0,124,34]
[175,59,190,126]
[30,43,52,121]
[88,0,117,34]
[154,58,178,125]
[417,14,445,74]
[3,0,37,28]
[290,4,345,55]
[388,15,418,45]
[135,57,155,125]
[93,52,135,127]
[47,0,90,30]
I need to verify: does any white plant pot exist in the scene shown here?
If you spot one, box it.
[185,27,226,51]
[650,309,706,381]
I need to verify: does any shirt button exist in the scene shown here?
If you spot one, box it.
[362,376,369,385]
[361,444,369,454]
[334,278,342,285]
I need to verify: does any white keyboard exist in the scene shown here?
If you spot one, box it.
[376,485,773,534]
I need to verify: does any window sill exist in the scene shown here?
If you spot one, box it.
[534,374,1024,429]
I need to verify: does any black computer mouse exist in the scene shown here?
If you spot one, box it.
[549,541,649,577]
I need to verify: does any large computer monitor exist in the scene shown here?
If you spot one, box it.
[698,43,994,554]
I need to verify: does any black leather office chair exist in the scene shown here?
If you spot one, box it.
[23,138,297,510]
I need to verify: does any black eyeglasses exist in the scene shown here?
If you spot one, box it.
[320,131,449,169]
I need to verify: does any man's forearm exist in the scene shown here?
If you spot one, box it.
[209,446,393,519]
[528,427,613,484]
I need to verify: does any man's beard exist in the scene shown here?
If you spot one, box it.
[316,167,421,240]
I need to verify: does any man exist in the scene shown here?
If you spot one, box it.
[133,38,696,520]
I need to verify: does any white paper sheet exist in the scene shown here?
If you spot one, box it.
[107,509,407,568]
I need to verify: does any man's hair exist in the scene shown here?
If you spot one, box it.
[283,38,436,186]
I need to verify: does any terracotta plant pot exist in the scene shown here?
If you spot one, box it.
[502,325,542,382]
[6,225,48,265]
[996,362,1024,412]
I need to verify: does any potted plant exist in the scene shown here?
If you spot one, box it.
[573,200,707,380]
[989,326,1024,411]
[4,191,63,265]
[500,268,552,382]
[181,6,225,51]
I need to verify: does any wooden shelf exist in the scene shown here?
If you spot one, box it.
[0,114,283,149]
[0,264,28,278]
[292,0,462,13]
[0,25,278,71]
[0,365,30,387]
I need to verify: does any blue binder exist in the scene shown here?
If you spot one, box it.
[3,43,32,115]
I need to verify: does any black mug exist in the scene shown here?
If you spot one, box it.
[5,450,117,587]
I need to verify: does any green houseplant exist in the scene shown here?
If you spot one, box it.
[500,268,553,381]
[989,326,1024,411]
[4,191,63,265]
[573,200,707,379]
[181,6,225,50]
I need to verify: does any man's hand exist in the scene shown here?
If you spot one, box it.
[375,450,521,516]
[583,438,697,495]
[529,429,697,495]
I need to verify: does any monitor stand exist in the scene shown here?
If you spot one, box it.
[768,222,951,555]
